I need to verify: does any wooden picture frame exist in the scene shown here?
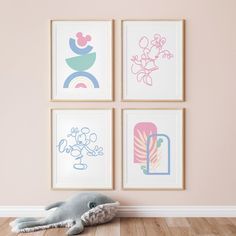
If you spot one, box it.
[122,20,185,101]
[51,20,114,101]
[122,108,185,190]
[51,108,114,190]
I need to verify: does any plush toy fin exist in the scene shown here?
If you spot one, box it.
[45,201,65,210]
[12,218,47,232]
[66,219,84,235]
[11,219,74,233]
[10,217,37,227]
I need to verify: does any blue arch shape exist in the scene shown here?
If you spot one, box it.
[69,38,93,55]
[146,133,171,175]
[63,71,99,88]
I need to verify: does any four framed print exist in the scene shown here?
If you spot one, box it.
[51,20,113,101]
[51,109,113,189]
[122,109,184,189]
[122,20,184,101]
[50,19,185,190]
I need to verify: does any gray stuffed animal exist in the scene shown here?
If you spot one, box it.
[10,193,119,235]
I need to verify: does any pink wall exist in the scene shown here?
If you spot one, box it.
[0,0,236,206]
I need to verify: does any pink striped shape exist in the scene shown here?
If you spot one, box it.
[133,122,158,164]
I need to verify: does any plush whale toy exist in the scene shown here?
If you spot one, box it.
[10,193,119,235]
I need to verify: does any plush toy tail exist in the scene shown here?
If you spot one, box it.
[11,219,74,233]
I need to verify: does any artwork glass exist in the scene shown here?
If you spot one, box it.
[51,20,113,101]
[123,109,184,189]
[123,20,184,101]
[51,109,113,189]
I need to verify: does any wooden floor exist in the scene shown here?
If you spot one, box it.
[1,217,236,235]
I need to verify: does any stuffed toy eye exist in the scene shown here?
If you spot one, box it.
[88,201,97,209]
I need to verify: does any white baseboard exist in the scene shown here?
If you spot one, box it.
[117,206,236,217]
[0,206,46,217]
[1,206,236,218]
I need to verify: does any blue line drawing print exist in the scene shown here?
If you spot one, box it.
[133,122,170,175]
[57,127,104,170]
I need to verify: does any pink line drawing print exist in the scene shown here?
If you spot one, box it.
[131,34,173,86]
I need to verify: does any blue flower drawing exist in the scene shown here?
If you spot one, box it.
[57,127,104,170]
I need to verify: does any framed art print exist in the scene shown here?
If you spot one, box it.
[51,20,113,101]
[51,109,113,189]
[122,20,184,101]
[122,109,184,189]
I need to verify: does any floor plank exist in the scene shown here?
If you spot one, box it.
[165,217,190,227]
[1,217,236,236]
[0,218,17,236]
[82,225,97,236]
[142,218,172,236]
[206,217,236,236]
[0,217,9,227]
[155,218,173,235]
[120,218,146,236]
[168,226,197,236]
[229,218,236,226]
[95,218,120,236]
[187,217,218,235]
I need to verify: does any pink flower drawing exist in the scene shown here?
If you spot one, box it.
[131,34,173,86]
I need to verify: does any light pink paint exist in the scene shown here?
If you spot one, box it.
[1,0,236,206]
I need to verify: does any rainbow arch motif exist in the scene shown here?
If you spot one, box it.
[63,71,99,88]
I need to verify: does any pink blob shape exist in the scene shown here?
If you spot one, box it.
[75,83,87,88]
[86,35,91,41]
[76,32,82,37]
[134,122,157,163]
[76,32,92,47]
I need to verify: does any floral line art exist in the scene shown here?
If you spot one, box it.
[58,127,104,170]
[131,34,173,86]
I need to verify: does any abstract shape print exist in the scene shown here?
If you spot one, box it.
[131,34,173,86]
[134,122,170,175]
[58,127,104,170]
[64,32,99,89]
